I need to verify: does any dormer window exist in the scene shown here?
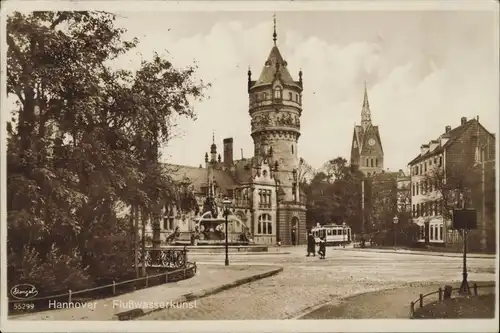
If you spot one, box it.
[274,86,282,100]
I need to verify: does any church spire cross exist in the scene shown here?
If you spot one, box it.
[273,13,277,45]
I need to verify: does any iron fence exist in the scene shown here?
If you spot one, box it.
[409,282,495,317]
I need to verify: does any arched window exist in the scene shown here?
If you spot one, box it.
[366,158,369,167]
[375,158,378,167]
[274,87,282,100]
[258,214,272,235]
[370,158,374,167]
[289,92,292,100]
[291,145,294,154]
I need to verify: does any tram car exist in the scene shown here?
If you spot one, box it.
[311,223,352,246]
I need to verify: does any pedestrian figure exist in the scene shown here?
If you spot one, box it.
[277,237,282,247]
[291,228,296,246]
[306,232,315,257]
[318,236,326,259]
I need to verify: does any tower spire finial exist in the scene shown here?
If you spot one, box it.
[273,13,277,45]
[212,129,215,144]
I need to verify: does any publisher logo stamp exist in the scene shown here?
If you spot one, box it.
[10,284,38,300]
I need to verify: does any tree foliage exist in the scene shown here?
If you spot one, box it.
[305,157,365,232]
[7,11,209,296]
[367,175,398,231]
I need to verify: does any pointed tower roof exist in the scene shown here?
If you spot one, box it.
[252,15,300,89]
[361,81,372,130]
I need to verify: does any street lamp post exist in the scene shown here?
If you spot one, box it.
[342,222,347,248]
[222,197,232,266]
[393,215,399,249]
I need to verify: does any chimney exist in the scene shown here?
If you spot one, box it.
[223,138,233,167]
[445,125,451,133]
[461,117,467,125]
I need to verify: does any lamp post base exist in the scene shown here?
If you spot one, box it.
[459,273,471,295]
[225,259,229,266]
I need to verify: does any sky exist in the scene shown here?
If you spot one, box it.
[4,4,499,172]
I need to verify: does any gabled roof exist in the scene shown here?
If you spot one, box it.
[354,124,383,155]
[408,119,476,165]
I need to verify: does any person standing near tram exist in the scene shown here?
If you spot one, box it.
[306,230,316,256]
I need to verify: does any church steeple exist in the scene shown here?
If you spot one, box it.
[361,81,372,130]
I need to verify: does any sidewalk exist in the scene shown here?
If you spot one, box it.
[299,281,496,319]
[335,247,496,259]
[188,248,291,255]
[10,264,282,321]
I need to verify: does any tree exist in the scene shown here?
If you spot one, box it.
[297,157,315,185]
[305,172,337,227]
[369,175,398,232]
[7,11,209,295]
[305,157,365,232]
[321,157,348,182]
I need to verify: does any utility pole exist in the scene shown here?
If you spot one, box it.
[481,148,486,251]
[361,179,365,247]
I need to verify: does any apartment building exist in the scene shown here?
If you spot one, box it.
[408,116,496,250]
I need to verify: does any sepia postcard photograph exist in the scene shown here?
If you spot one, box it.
[1,0,499,332]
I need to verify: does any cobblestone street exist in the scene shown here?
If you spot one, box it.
[138,246,496,320]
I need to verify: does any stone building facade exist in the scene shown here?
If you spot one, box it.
[408,116,496,252]
[142,20,307,246]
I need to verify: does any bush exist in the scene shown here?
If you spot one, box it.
[8,244,92,297]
